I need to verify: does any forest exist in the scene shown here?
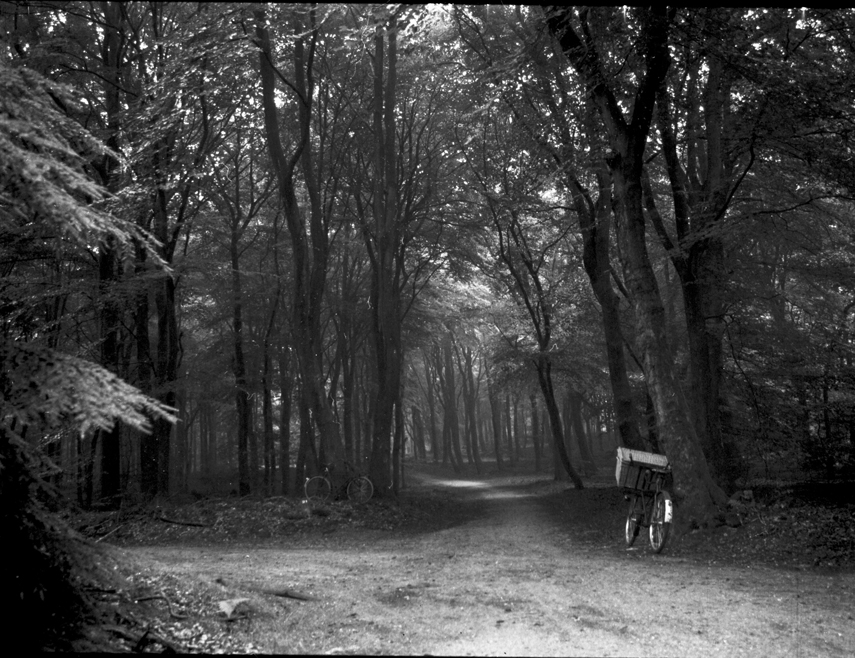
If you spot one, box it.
[2,4,855,648]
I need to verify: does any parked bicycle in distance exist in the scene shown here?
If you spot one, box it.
[304,461,374,504]
[615,447,673,553]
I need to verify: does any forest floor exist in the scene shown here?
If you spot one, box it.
[69,461,855,655]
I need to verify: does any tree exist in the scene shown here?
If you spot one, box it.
[546,7,728,526]
[1,59,174,651]
[455,97,584,486]
[202,105,274,495]
[255,5,346,482]
[451,5,648,453]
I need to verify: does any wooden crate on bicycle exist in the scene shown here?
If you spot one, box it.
[615,447,670,491]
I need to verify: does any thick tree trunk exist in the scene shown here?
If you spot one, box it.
[231,230,251,496]
[392,395,404,492]
[650,50,740,488]
[262,351,276,496]
[366,18,404,494]
[506,393,518,465]
[547,6,727,529]
[460,347,482,475]
[423,355,440,462]
[296,389,318,483]
[615,159,727,525]
[442,334,465,471]
[567,389,597,474]
[278,348,293,495]
[572,171,646,450]
[530,394,541,471]
[148,274,176,499]
[97,241,121,506]
[412,406,427,461]
[135,257,158,498]
[97,2,124,507]
[256,10,344,490]
[535,359,584,488]
[487,381,504,469]
[340,318,355,463]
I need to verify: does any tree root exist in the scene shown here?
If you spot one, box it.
[136,594,189,619]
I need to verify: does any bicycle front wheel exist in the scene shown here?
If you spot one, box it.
[625,494,641,547]
[649,491,672,553]
[346,476,373,504]
[305,476,332,503]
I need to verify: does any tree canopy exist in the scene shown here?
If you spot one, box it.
[3,3,854,533]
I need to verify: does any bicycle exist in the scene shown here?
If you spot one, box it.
[304,462,374,504]
[615,447,673,553]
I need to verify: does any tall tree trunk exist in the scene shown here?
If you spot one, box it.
[412,406,427,461]
[568,389,597,474]
[156,278,177,497]
[256,9,344,489]
[535,360,584,488]
[296,386,318,483]
[340,314,356,464]
[530,394,541,472]
[547,6,727,529]
[278,347,293,495]
[135,259,157,497]
[97,241,122,507]
[366,15,403,494]
[231,225,251,497]
[487,376,504,469]
[96,2,125,506]
[392,394,404,493]
[443,333,465,470]
[650,50,738,488]
[571,169,646,450]
[505,393,517,465]
[458,346,482,474]
[262,350,276,496]
[423,352,440,462]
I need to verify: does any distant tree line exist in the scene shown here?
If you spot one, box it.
[2,5,854,533]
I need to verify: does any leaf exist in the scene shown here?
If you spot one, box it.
[1,341,177,435]
[217,598,250,620]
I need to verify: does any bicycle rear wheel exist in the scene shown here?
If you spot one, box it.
[346,476,373,504]
[625,494,641,546]
[305,476,331,503]
[649,491,672,553]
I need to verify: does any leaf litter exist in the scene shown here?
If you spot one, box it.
[67,469,854,653]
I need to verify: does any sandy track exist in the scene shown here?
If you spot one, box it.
[130,471,854,656]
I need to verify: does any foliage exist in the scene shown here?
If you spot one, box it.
[0,61,161,263]
[1,340,176,435]
[0,57,175,651]
[1,58,175,435]
[1,426,94,652]
[1,0,854,565]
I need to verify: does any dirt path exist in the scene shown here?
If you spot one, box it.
[129,470,854,656]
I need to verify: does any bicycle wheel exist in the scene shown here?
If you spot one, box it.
[649,490,672,553]
[305,476,332,503]
[346,476,373,504]
[625,494,641,546]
